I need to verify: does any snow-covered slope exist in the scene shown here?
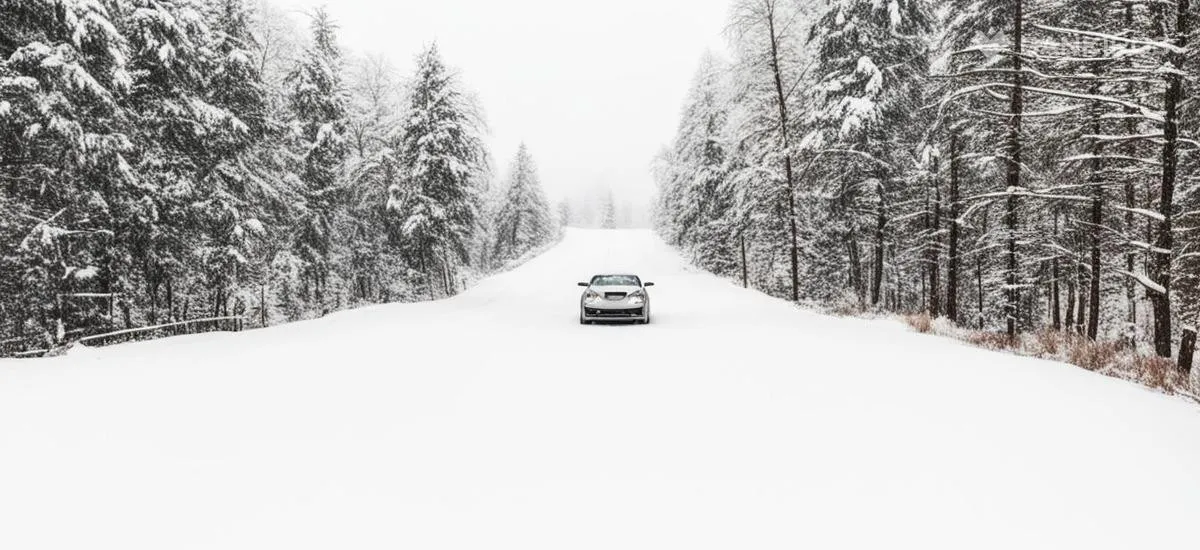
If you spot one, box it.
[2,229,1198,550]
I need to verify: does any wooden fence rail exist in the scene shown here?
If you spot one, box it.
[1,317,245,358]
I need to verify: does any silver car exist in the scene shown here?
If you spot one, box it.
[578,274,654,325]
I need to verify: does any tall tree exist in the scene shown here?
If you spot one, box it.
[287,8,348,310]
[0,0,131,343]
[390,44,487,298]
[1150,0,1191,357]
[599,191,617,229]
[729,0,804,302]
[492,144,558,264]
[803,0,934,307]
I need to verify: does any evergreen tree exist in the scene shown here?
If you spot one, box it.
[557,200,573,228]
[0,2,509,355]
[344,54,406,303]
[492,144,558,264]
[389,44,487,298]
[599,191,617,229]
[657,53,738,275]
[0,0,131,343]
[803,0,934,307]
[287,8,348,310]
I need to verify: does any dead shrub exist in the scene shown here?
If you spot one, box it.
[1065,337,1120,372]
[906,313,933,334]
[828,293,866,317]
[1031,329,1065,358]
[967,331,1016,350]
[1127,355,1195,395]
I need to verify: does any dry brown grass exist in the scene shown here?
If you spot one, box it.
[967,331,1017,350]
[1132,355,1175,392]
[905,313,933,334]
[1126,355,1197,396]
[1064,336,1121,372]
[896,314,1198,401]
[1031,329,1065,357]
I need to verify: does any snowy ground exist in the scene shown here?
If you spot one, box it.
[2,229,1199,550]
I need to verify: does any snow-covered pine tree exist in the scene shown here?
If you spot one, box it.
[557,200,573,228]
[344,54,406,303]
[726,0,810,301]
[803,0,935,307]
[198,0,277,321]
[390,44,488,299]
[941,0,1042,337]
[0,0,131,343]
[656,53,739,276]
[599,191,617,229]
[113,0,266,325]
[287,8,348,311]
[491,144,558,265]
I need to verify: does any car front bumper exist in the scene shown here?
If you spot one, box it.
[581,303,647,321]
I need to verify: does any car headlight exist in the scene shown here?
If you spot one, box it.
[628,291,645,305]
[584,290,601,303]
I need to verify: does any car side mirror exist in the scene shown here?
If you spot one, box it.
[644,282,655,287]
[577,282,589,287]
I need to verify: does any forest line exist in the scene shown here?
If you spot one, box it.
[654,0,1199,376]
[0,0,567,355]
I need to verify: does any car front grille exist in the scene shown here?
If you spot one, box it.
[604,292,628,300]
[585,307,644,317]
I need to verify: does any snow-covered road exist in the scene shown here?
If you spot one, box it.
[2,229,1199,549]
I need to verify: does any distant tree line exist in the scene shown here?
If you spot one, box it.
[655,0,1199,371]
[0,0,559,354]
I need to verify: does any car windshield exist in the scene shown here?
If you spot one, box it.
[592,275,640,287]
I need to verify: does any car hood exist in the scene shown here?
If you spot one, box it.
[586,285,644,295]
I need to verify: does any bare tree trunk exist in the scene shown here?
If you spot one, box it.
[1066,275,1077,331]
[946,133,961,323]
[765,2,799,303]
[848,229,864,303]
[1087,78,1104,341]
[977,206,990,330]
[421,251,435,301]
[1076,268,1088,335]
[1051,210,1062,330]
[930,164,943,317]
[1179,327,1196,373]
[1123,3,1140,345]
[149,274,159,326]
[1150,0,1189,358]
[166,277,175,323]
[740,233,749,288]
[1004,0,1026,338]
[871,199,886,306]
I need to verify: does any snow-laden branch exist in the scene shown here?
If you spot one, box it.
[1127,241,1172,255]
[1058,154,1162,166]
[964,188,1091,205]
[944,83,1163,123]
[1119,270,1166,296]
[976,105,1085,118]
[1114,206,1167,222]
[1031,24,1188,54]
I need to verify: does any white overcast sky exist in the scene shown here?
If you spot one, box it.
[269,0,732,213]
